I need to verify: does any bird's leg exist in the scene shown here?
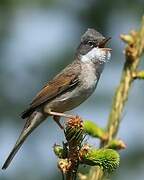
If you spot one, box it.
[53,116,63,129]
[48,110,74,119]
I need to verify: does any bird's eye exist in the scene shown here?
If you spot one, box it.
[88,41,94,47]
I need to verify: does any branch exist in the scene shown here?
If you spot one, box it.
[54,118,120,180]
[107,16,144,141]
[87,16,144,180]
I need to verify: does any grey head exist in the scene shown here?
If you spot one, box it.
[76,28,111,63]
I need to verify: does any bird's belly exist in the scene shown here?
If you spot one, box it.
[44,81,97,113]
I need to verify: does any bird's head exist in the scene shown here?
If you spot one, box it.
[76,28,111,64]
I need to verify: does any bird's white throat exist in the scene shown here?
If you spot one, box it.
[81,47,111,63]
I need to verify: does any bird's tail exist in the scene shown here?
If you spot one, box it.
[2,111,46,170]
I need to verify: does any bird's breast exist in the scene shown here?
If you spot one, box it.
[44,62,98,113]
[79,62,98,90]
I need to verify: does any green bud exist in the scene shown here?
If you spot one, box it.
[53,144,67,159]
[65,117,85,143]
[120,34,134,44]
[84,120,108,140]
[106,139,126,150]
[81,148,120,173]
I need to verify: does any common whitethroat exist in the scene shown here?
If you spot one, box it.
[2,28,111,169]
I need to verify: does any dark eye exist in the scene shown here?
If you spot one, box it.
[88,41,94,47]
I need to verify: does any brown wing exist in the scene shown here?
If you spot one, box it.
[21,63,80,119]
[31,73,78,108]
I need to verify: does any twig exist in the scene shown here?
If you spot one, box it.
[132,71,144,79]
[107,16,144,141]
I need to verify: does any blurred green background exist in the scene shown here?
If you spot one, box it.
[0,0,144,180]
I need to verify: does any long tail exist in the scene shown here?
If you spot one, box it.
[2,111,46,170]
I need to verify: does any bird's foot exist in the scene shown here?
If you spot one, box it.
[48,110,75,129]
[53,116,64,129]
[48,110,74,119]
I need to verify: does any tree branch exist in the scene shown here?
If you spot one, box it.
[87,16,144,180]
[107,16,144,141]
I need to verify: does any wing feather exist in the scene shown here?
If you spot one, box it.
[21,63,80,118]
[31,73,78,108]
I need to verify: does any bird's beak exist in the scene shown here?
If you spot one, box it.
[99,37,112,52]
[99,37,111,48]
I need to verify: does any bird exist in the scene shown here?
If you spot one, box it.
[2,28,111,170]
